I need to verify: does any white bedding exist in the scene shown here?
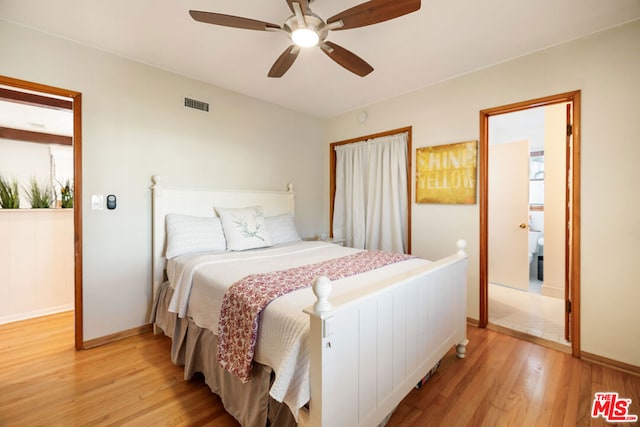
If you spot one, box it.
[166,240,429,420]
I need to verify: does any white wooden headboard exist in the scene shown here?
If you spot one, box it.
[150,175,295,308]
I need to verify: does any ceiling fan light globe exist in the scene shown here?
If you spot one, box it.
[292,28,319,47]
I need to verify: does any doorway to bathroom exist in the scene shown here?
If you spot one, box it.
[479,91,581,357]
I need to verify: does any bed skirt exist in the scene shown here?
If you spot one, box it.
[153,282,297,427]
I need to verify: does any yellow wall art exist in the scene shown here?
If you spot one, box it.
[416,140,478,204]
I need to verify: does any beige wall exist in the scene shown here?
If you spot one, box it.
[326,21,640,366]
[0,139,52,208]
[0,21,327,340]
[2,17,639,366]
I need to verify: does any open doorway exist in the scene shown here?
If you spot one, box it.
[0,75,83,349]
[479,91,581,357]
[487,103,569,348]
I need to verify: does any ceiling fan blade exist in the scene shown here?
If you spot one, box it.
[268,45,301,78]
[189,10,280,31]
[286,0,308,15]
[291,2,307,27]
[321,41,373,77]
[327,0,421,31]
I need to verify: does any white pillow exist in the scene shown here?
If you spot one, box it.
[216,206,272,251]
[165,214,226,259]
[266,213,300,245]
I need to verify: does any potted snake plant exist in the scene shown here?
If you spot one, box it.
[0,175,20,208]
[24,177,54,208]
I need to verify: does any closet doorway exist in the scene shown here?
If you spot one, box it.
[479,91,581,357]
[0,75,83,349]
[329,126,412,253]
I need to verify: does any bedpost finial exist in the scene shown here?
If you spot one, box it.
[287,183,294,193]
[456,239,467,256]
[152,175,162,186]
[312,276,332,314]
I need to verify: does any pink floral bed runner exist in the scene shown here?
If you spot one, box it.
[217,250,414,382]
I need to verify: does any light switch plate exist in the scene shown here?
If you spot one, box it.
[91,194,103,210]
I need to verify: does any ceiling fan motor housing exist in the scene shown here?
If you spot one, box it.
[285,13,327,46]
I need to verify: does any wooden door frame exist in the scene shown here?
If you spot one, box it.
[479,91,581,357]
[1,75,83,350]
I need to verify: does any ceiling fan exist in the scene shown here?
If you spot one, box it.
[189,0,421,78]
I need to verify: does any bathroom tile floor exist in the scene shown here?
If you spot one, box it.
[489,282,570,346]
[528,278,542,294]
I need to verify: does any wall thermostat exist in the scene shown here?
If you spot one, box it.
[106,194,117,210]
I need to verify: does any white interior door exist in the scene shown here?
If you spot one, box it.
[488,140,530,291]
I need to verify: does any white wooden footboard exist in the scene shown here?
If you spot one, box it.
[300,241,468,427]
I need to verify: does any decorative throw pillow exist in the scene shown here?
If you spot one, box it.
[216,206,272,251]
[265,213,300,245]
[165,214,226,259]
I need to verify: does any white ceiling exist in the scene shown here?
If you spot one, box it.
[2,0,639,118]
[0,99,73,136]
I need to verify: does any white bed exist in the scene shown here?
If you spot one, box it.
[150,176,469,427]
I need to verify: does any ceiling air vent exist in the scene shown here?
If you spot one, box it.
[184,97,209,112]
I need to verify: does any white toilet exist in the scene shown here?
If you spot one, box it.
[528,232,540,264]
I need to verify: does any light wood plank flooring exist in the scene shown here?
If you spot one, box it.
[1,311,638,426]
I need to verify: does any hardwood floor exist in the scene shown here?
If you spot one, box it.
[1,312,638,426]
[0,312,238,427]
[387,330,639,427]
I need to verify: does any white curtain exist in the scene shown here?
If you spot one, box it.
[333,132,408,253]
